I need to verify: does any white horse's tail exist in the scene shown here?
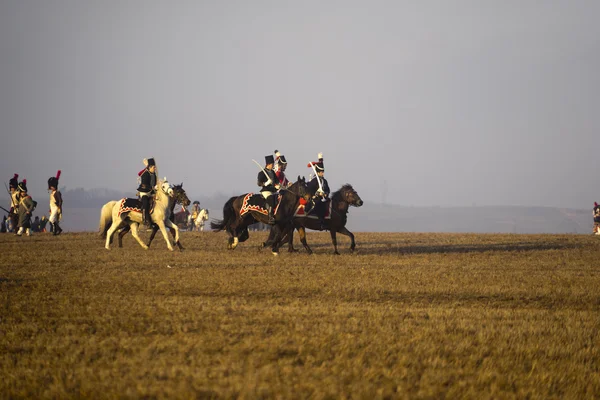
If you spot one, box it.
[99,200,117,238]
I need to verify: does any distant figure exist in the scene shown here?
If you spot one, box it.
[8,173,19,233]
[39,216,49,233]
[190,201,201,229]
[48,170,63,235]
[16,180,35,236]
[31,216,40,232]
[1,215,6,233]
[594,202,600,234]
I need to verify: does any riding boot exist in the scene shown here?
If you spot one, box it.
[53,222,63,235]
[142,196,152,227]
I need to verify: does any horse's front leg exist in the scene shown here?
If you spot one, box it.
[297,226,313,255]
[271,222,294,256]
[146,224,159,247]
[165,219,182,251]
[130,222,149,250]
[337,226,356,252]
[329,230,340,255]
[155,221,174,251]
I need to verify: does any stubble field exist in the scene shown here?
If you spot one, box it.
[1,230,599,399]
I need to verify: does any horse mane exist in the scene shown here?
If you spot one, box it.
[332,184,354,202]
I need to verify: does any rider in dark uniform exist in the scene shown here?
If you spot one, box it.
[594,202,600,233]
[137,158,157,227]
[306,153,330,230]
[257,154,280,225]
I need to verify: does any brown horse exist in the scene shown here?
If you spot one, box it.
[265,184,363,255]
[117,183,191,250]
[211,177,307,255]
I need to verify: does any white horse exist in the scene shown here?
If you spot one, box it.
[191,208,209,231]
[104,179,178,251]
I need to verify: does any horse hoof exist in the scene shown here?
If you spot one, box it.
[272,252,279,256]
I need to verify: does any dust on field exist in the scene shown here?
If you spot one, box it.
[1,231,599,398]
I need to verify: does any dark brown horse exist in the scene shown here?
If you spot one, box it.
[211,177,307,255]
[117,183,191,250]
[265,184,363,255]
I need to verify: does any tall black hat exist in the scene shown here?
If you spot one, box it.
[9,174,19,190]
[48,170,61,190]
[144,158,156,167]
[18,179,27,192]
[265,155,275,165]
[193,200,200,205]
[274,150,287,165]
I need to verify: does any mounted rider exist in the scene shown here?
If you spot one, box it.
[137,158,157,227]
[274,149,290,187]
[257,154,281,225]
[191,201,201,219]
[305,152,330,231]
[48,170,63,235]
[8,173,19,232]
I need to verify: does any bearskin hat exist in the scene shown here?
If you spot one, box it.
[18,179,27,192]
[9,174,19,190]
[48,170,61,190]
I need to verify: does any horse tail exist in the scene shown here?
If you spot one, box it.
[211,196,237,231]
[98,201,115,238]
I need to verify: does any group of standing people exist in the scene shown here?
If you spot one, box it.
[6,171,63,236]
[257,150,330,230]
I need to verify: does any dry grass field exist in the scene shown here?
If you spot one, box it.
[1,230,599,399]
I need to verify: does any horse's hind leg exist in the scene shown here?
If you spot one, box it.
[118,226,131,248]
[297,227,313,255]
[130,223,149,250]
[338,227,356,252]
[105,218,124,250]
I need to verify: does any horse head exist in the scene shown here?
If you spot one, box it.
[288,175,308,198]
[338,184,363,207]
[158,178,175,198]
[172,183,191,208]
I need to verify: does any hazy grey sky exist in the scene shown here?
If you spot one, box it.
[1,1,598,208]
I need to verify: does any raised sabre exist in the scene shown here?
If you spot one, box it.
[308,162,324,194]
[252,159,276,187]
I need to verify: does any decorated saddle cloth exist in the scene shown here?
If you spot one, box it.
[239,193,283,217]
[294,199,332,219]
[117,198,154,217]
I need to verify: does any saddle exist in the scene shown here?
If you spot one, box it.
[294,198,332,219]
[118,197,155,217]
[239,193,282,217]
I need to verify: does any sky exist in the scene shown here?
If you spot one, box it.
[1,0,599,209]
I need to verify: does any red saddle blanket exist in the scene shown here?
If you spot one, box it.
[239,193,282,217]
[118,198,154,217]
[294,200,332,218]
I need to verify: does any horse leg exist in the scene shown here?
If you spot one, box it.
[329,230,340,255]
[286,229,299,253]
[165,219,182,251]
[146,225,159,247]
[156,221,174,251]
[105,218,124,250]
[337,226,356,252]
[130,223,149,250]
[118,225,131,248]
[297,226,313,255]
